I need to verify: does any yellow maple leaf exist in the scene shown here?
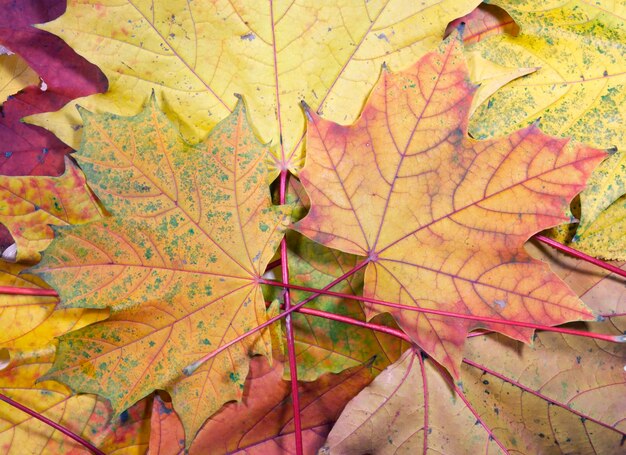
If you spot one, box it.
[26,0,481,177]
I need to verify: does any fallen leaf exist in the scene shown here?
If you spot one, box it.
[469,0,625,152]
[0,360,150,455]
[461,320,626,454]
[0,0,107,177]
[0,87,74,177]
[189,354,375,454]
[321,348,505,454]
[31,97,290,444]
[29,0,481,175]
[0,0,106,100]
[466,0,626,233]
[0,54,39,103]
[0,157,103,262]
[295,37,605,377]
[324,317,626,454]
[148,395,185,455]
[0,262,132,454]
[0,262,106,356]
[285,231,407,381]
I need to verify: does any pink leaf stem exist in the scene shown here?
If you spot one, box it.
[260,279,625,344]
[0,392,105,455]
[183,260,369,374]
[535,234,626,279]
[0,286,59,296]
[278,170,303,455]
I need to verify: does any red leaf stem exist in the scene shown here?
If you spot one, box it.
[278,170,303,455]
[260,279,624,343]
[0,392,105,455]
[534,234,626,279]
[0,286,59,296]
[297,306,410,341]
[183,260,370,374]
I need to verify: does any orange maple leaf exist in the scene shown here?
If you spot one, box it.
[31,96,290,444]
[295,37,606,377]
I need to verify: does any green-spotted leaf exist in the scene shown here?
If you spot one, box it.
[31,96,290,445]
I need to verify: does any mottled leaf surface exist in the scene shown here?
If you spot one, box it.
[30,0,481,174]
[296,37,605,377]
[470,0,625,151]
[468,0,626,233]
[32,98,290,444]
[0,158,102,261]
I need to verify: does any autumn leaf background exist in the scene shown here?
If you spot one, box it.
[0,1,625,454]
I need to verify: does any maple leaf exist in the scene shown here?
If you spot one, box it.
[0,360,151,454]
[0,158,103,262]
[28,0,482,174]
[465,0,626,236]
[445,3,520,45]
[321,348,506,454]
[0,263,106,355]
[153,353,375,454]
[295,37,606,377]
[31,96,291,444]
[468,0,625,152]
[284,231,408,381]
[324,244,626,453]
[0,0,106,100]
[323,317,626,454]
[0,262,126,454]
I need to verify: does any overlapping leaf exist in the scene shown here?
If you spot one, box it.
[31,97,290,444]
[28,0,482,175]
[0,263,106,355]
[0,158,103,262]
[295,37,606,377]
[324,317,625,454]
[467,0,626,235]
[322,348,506,454]
[469,0,625,151]
[446,3,520,45]
[285,231,407,381]
[189,354,375,454]
[0,0,106,176]
[0,360,151,454]
[0,54,38,103]
[0,263,132,454]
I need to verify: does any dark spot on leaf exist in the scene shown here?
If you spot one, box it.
[241,33,255,41]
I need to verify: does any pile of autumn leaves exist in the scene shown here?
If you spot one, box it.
[1,1,625,454]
